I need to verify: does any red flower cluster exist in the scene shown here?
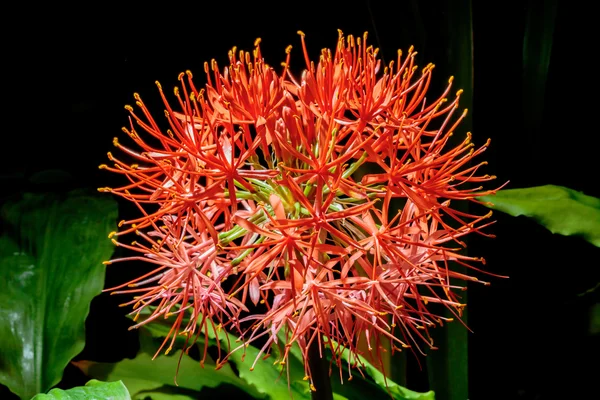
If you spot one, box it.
[101,30,501,384]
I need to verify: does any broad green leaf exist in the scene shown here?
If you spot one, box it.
[276,331,434,400]
[132,309,310,399]
[334,346,435,400]
[31,379,130,400]
[207,329,310,399]
[0,191,118,399]
[130,308,432,399]
[75,348,258,400]
[478,185,600,247]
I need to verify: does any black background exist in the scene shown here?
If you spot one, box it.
[2,1,599,399]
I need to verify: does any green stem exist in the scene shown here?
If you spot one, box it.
[307,339,333,400]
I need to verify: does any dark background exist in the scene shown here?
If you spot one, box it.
[3,1,599,399]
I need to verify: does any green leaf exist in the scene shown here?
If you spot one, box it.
[202,328,310,399]
[334,345,435,400]
[0,191,118,399]
[133,310,310,399]
[76,347,259,400]
[131,309,432,399]
[277,331,433,400]
[31,379,130,400]
[478,185,600,247]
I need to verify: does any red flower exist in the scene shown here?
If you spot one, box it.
[102,30,503,387]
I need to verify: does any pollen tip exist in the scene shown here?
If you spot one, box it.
[98,164,107,170]
[297,30,305,37]
[124,104,133,111]
[108,231,117,239]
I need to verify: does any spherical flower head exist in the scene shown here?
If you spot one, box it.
[101,30,503,385]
